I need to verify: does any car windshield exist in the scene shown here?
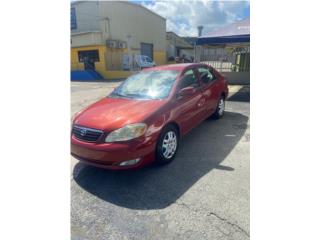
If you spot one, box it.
[110,70,179,100]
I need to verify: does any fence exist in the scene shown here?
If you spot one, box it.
[195,44,250,72]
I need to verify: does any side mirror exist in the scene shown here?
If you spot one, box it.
[178,86,196,98]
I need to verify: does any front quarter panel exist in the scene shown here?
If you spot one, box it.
[144,101,173,138]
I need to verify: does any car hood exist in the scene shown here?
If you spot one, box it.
[73,97,167,131]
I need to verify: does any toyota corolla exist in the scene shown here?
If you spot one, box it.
[71,63,228,170]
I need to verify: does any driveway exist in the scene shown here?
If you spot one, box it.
[71,81,250,240]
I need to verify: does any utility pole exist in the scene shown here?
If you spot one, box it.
[195,26,204,63]
[126,34,132,71]
[197,26,203,37]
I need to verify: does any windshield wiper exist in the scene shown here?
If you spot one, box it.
[124,93,153,99]
[110,92,131,98]
[110,92,160,100]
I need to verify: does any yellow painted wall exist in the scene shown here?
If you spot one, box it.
[154,51,166,65]
[71,46,167,80]
[71,45,106,73]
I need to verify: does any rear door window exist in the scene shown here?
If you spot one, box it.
[198,67,217,85]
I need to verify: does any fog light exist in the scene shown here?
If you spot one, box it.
[119,158,140,166]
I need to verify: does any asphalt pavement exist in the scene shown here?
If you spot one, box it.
[71,81,250,240]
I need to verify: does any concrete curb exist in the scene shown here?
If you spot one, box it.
[228,85,250,93]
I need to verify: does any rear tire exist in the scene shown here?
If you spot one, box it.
[211,95,225,119]
[155,125,179,165]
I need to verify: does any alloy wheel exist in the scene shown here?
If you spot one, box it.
[218,98,225,116]
[162,131,177,159]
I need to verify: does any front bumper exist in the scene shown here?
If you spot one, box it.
[71,134,157,170]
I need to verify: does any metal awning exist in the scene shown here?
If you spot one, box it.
[197,18,250,45]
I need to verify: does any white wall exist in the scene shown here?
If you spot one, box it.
[99,1,166,51]
[71,2,100,33]
[71,32,103,47]
[71,1,166,52]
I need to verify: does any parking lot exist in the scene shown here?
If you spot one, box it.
[71,81,250,240]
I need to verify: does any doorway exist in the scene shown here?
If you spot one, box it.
[78,50,100,70]
[140,43,153,60]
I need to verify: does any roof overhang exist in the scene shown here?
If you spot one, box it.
[197,34,250,45]
[71,31,102,36]
[196,18,250,45]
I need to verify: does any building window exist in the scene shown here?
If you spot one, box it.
[71,7,77,30]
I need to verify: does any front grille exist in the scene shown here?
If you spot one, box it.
[72,125,103,142]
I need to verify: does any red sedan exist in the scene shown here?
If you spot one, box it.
[71,63,228,170]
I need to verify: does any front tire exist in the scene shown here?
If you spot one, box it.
[155,125,179,165]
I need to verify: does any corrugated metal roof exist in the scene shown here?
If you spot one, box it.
[197,18,250,45]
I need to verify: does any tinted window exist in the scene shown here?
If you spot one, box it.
[198,67,216,84]
[180,69,199,89]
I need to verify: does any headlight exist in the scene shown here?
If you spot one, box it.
[105,123,147,142]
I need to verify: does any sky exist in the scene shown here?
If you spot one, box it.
[130,0,250,37]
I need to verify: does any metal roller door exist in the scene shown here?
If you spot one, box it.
[140,43,153,60]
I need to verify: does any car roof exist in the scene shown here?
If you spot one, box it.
[143,63,208,72]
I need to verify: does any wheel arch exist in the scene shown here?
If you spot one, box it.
[162,121,181,138]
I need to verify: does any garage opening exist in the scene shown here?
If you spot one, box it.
[140,43,153,60]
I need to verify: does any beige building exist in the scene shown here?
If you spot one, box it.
[71,1,166,79]
[166,32,194,62]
